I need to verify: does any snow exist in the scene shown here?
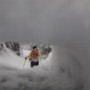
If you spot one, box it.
[0,45,53,70]
[0,45,84,90]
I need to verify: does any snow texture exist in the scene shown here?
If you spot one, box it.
[0,45,84,90]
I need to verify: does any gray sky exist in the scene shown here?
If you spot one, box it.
[0,0,90,46]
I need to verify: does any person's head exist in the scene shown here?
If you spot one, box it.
[32,45,37,49]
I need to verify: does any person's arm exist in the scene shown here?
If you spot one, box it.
[25,52,31,60]
[38,51,42,57]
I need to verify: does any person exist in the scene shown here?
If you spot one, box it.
[25,45,41,67]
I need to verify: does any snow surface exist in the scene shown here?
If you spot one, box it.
[0,45,84,90]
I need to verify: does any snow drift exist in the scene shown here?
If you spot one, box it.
[0,43,84,90]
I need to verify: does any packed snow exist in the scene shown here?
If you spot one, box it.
[0,44,84,90]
